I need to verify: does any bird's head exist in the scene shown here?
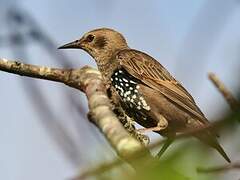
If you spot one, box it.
[58,28,129,66]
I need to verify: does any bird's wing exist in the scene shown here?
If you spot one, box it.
[116,49,208,123]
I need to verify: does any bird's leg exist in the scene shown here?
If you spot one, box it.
[108,89,150,145]
[113,102,136,130]
[137,114,168,133]
[107,86,136,130]
[156,138,174,158]
[117,106,150,145]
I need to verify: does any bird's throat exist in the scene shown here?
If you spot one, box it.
[97,60,119,82]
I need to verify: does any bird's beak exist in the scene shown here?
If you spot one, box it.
[58,38,83,49]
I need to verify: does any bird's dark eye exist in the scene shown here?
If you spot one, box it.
[86,34,95,42]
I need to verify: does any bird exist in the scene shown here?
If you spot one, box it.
[58,28,230,162]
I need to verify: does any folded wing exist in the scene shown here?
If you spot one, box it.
[116,49,208,124]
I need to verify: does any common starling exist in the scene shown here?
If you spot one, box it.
[58,28,230,162]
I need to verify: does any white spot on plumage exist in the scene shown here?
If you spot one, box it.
[111,69,150,111]
[123,78,128,82]
[144,106,151,111]
[142,100,147,107]
[126,91,131,95]
[130,80,137,84]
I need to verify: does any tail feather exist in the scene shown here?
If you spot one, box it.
[196,132,231,163]
[210,139,231,163]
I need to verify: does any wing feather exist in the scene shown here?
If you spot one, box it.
[116,49,208,123]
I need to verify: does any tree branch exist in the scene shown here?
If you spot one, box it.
[0,58,152,167]
[208,72,240,111]
[0,58,70,83]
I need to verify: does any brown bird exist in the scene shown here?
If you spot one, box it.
[58,28,230,162]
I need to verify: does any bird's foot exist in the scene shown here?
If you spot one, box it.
[137,120,168,134]
[120,115,149,145]
[123,118,136,131]
[137,126,164,134]
[134,132,150,146]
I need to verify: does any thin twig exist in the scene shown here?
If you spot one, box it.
[197,162,240,173]
[209,72,240,111]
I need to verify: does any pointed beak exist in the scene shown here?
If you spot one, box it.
[58,38,83,49]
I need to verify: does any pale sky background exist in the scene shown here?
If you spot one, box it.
[0,0,240,180]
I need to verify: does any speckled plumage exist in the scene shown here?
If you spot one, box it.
[111,69,150,111]
[59,27,230,162]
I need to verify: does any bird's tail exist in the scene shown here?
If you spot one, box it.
[195,132,231,163]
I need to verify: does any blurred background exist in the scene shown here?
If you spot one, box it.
[0,0,239,179]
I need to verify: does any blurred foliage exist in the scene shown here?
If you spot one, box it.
[90,108,240,180]
[128,141,217,180]
[91,141,218,180]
